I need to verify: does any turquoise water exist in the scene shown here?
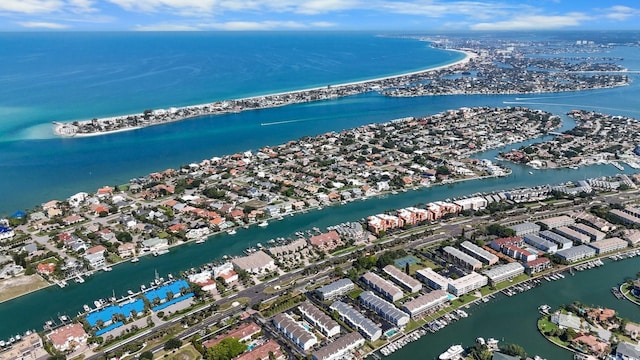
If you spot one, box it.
[1,32,640,344]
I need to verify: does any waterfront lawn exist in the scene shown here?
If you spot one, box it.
[0,275,50,303]
[537,316,570,347]
[404,319,421,332]
[452,293,477,307]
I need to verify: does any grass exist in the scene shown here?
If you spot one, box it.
[331,245,365,256]
[537,316,570,347]
[347,288,364,300]
[157,344,201,360]
[404,319,421,332]
[219,297,250,312]
[451,293,477,306]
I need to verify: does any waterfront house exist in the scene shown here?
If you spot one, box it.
[141,237,168,252]
[308,231,343,252]
[117,243,136,258]
[202,322,261,348]
[231,250,276,274]
[84,252,106,269]
[47,323,88,352]
[36,262,56,275]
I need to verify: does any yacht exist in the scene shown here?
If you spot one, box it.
[195,237,206,244]
[227,229,237,235]
[258,221,269,227]
[131,257,140,263]
[439,345,464,360]
[83,304,91,312]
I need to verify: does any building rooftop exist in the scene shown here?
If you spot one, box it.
[231,250,274,270]
[312,332,364,360]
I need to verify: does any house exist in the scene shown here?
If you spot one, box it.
[37,263,56,275]
[47,323,88,352]
[0,331,47,360]
[141,237,168,252]
[234,339,285,360]
[232,251,276,274]
[84,252,106,269]
[118,243,137,258]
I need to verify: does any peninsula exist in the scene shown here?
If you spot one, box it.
[500,110,640,170]
[53,35,631,137]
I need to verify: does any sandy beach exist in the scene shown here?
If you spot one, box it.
[53,49,475,138]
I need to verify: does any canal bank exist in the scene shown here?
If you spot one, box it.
[384,257,640,360]
[0,159,634,340]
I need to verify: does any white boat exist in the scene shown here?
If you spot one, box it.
[102,266,113,272]
[83,304,91,312]
[227,229,237,235]
[258,221,269,227]
[131,257,139,263]
[195,238,206,244]
[153,249,169,256]
[439,344,464,360]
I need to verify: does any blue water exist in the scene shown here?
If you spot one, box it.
[0,32,467,214]
[1,31,640,353]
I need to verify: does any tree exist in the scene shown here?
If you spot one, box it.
[164,337,182,351]
[116,232,133,242]
[404,262,410,275]
[139,351,154,360]
[500,343,526,358]
[205,337,247,360]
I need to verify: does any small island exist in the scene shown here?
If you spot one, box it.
[538,302,640,359]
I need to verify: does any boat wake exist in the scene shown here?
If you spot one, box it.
[260,118,310,126]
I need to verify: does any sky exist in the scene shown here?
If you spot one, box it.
[0,0,639,31]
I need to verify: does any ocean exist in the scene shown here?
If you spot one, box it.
[0,31,465,214]
[1,31,640,351]
[1,32,639,214]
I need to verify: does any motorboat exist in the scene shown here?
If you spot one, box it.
[439,344,464,359]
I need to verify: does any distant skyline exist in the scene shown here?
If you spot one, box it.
[1,0,639,32]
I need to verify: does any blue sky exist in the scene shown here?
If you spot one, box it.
[1,0,639,31]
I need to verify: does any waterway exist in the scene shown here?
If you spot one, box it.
[0,159,633,339]
[385,257,640,360]
[1,35,640,344]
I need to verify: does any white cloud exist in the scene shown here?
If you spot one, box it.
[107,0,218,16]
[0,0,65,14]
[18,21,69,28]
[471,13,589,30]
[604,5,640,21]
[379,0,521,20]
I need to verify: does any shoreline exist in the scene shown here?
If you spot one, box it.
[53,48,475,138]
[0,166,507,305]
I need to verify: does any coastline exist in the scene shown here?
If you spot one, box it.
[53,49,475,138]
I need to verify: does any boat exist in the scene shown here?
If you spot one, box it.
[102,266,112,272]
[227,229,237,235]
[83,304,91,312]
[258,221,269,227]
[439,345,464,359]
[75,275,85,284]
[528,171,534,175]
[153,249,169,256]
[131,257,139,263]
